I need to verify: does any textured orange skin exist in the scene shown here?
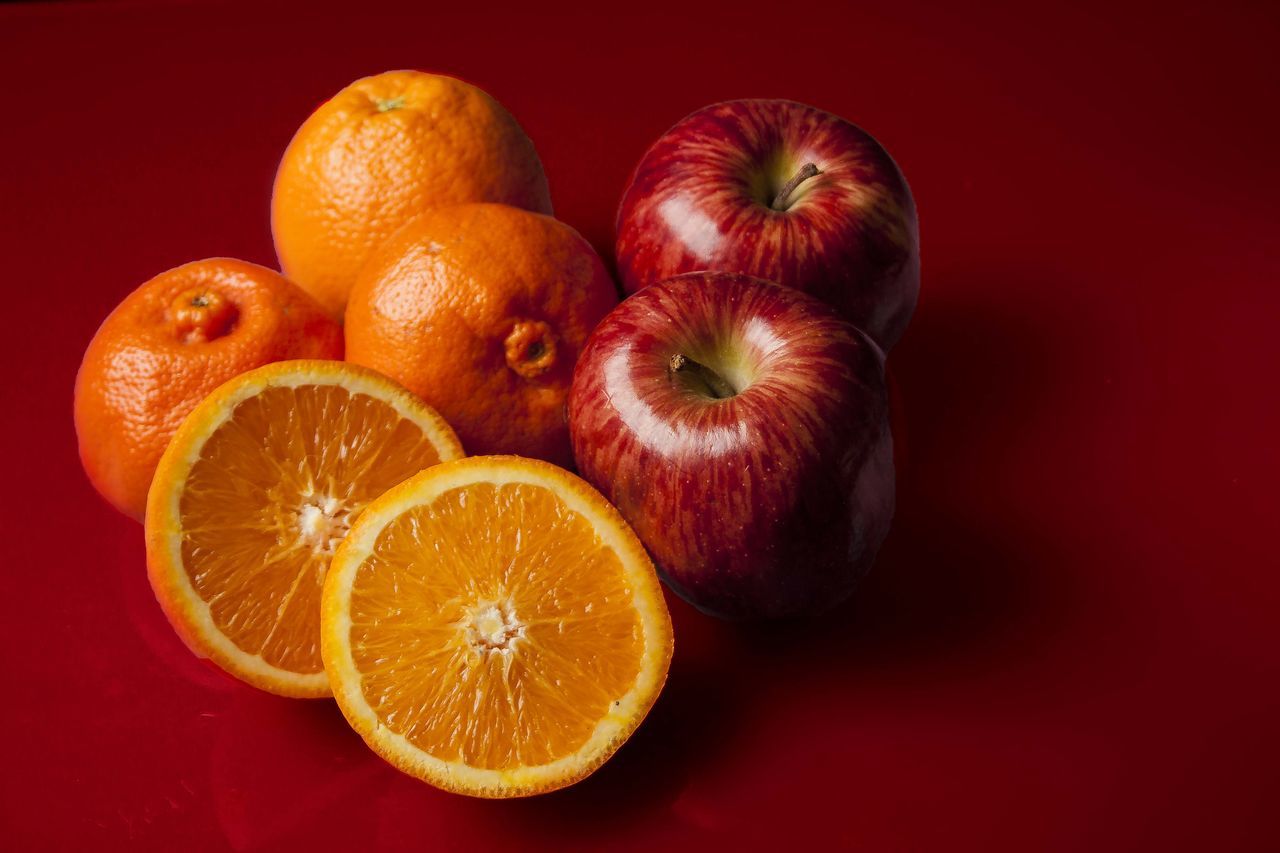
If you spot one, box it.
[272,70,554,318]
[74,259,343,521]
[345,204,617,468]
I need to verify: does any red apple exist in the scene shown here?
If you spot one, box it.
[567,272,894,621]
[616,99,919,351]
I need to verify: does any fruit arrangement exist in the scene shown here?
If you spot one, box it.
[74,71,916,797]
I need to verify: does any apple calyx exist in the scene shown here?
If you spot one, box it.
[770,162,822,211]
[669,353,737,400]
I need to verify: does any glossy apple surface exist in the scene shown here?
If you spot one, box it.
[568,272,894,620]
[616,99,919,350]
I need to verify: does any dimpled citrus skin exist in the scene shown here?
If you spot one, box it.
[271,70,554,318]
[74,259,343,521]
[344,204,617,469]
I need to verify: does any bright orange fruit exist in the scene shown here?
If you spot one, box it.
[272,70,554,317]
[322,455,673,797]
[145,360,464,697]
[74,258,342,521]
[344,203,618,468]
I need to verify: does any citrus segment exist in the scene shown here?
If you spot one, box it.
[146,360,464,697]
[322,456,673,797]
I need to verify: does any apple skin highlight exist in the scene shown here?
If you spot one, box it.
[568,273,894,621]
[615,99,919,351]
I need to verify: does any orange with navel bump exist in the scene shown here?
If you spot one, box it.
[74,259,343,520]
[344,203,617,467]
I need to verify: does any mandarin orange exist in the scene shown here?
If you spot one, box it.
[271,70,553,317]
[344,203,617,468]
[74,259,342,521]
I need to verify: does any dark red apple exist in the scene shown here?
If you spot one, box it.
[616,99,919,351]
[567,272,894,621]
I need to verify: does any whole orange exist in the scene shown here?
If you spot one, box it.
[74,258,343,521]
[345,203,617,468]
[271,70,554,318]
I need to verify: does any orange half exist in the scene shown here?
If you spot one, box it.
[321,455,673,797]
[145,360,465,697]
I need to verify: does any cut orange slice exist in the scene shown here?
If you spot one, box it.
[321,455,673,797]
[145,360,464,698]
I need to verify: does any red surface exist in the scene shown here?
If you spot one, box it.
[2,0,1277,849]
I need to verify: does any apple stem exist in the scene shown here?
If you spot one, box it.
[669,353,736,400]
[770,162,822,211]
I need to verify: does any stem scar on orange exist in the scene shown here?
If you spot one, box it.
[74,259,343,521]
[271,70,554,318]
[344,203,618,469]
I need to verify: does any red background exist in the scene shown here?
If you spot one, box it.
[2,0,1277,849]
